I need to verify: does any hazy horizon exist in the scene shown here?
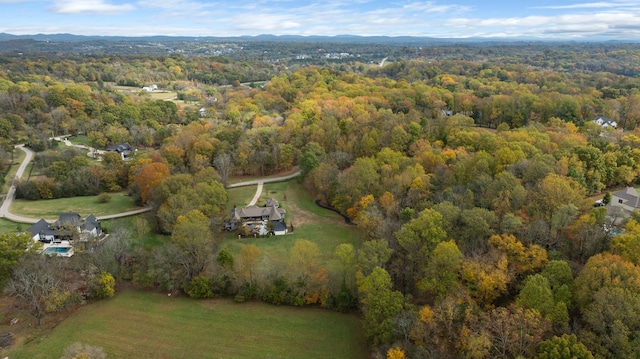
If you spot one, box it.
[1,0,640,41]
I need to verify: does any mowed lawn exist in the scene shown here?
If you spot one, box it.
[7,290,366,359]
[10,192,141,220]
[222,180,360,268]
[0,218,22,234]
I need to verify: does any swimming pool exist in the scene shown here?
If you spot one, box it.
[43,246,73,257]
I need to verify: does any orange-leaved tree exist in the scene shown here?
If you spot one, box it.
[134,161,170,204]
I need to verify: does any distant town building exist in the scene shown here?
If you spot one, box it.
[105,143,135,159]
[142,84,158,92]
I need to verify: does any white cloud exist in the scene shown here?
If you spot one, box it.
[533,1,639,9]
[1,0,638,39]
[51,0,134,14]
[137,0,211,12]
[444,9,640,39]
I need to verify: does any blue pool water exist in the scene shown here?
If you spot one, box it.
[44,247,71,254]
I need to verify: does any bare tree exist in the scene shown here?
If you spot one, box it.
[213,152,233,185]
[7,255,69,325]
[87,226,132,279]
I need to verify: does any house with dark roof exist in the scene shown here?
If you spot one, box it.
[27,219,58,242]
[27,212,103,244]
[105,142,135,159]
[227,198,287,236]
[611,187,640,212]
[594,115,617,128]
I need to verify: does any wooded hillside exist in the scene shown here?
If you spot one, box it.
[2,44,640,358]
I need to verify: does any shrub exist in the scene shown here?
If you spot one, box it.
[186,275,214,299]
[261,276,294,305]
[92,272,115,299]
[335,280,357,312]
[97,192,112,203]
[212,273,234,296]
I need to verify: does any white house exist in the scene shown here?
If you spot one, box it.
[594,115,617,128]
[611,187,640,212]
[27,219,57,242]
[27,212,103,244]
[142,84,158,92]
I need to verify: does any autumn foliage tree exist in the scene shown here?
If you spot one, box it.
[574,253,640,358]
[134,161,170,204]
[170,210,215,285]
[358,267,406,346]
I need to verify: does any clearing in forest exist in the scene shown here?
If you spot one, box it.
[5,289,367,359]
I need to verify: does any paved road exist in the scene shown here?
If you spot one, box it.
[247,181,264,206]
[227,171,301,206]
[227,170,301,207]
[54,136,105,159]
[0,144,150,224]
[0,145,37,223]
[227,171,301,188]
[1,143,298,224]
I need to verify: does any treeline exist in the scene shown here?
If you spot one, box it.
[217,67,640,358]
[1,53,278,86]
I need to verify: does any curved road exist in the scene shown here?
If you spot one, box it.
[1,144,300,224]
[227,170,301,206]
[227,170,301,188]
[0,144,151,224]
[0,145,36,223]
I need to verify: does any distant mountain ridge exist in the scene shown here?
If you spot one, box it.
[0,32,595,44]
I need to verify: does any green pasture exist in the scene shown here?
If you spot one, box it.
[66,135,90,146]
[7,290,366,359]
[10,192,140,220]
[109,84,185,102]
[226,185,258,208]
[0,218,23,234]
[260,180,343,219]
[221,222,358,272]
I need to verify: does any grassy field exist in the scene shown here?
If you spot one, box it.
[6,290,366,359]
[227,184,258,208]
[0,218,22,234]
[66,135,91,146]
[222,180,359,268]
[10,192,141,220]
[108,84,197,107]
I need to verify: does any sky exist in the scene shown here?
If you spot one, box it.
[1,0,640,40]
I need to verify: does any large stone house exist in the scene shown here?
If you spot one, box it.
[227,198,287,236]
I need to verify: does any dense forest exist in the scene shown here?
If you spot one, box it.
[3,41,640,358]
